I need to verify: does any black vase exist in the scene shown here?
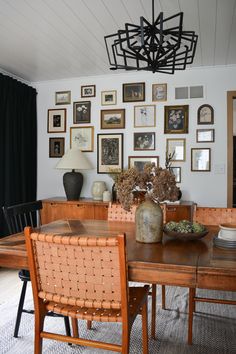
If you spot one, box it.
[178,189,182,200]
[112,184,117,202]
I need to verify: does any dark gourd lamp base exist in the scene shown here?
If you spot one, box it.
[63,170,83,200]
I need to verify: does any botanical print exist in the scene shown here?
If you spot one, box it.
[134,105,155,127]
[49,138,64,158]
[53,115,61,127]
[47,109,66,133]
[168,109,185,130]
[73,101,91,124]
[164,105,188,134]
[70,127,93,152]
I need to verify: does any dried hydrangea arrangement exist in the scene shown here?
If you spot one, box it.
[115,163,179,211]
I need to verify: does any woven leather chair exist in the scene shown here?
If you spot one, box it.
[108,202,167,339]
[188,205,236,343]
[24,227,149,354]
[2,201,70,338]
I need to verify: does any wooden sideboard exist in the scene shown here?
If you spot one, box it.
[165,201,194,222]
[41,198,109,224]
[41,198,194,224]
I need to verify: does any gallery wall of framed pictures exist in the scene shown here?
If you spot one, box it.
[46,76,216,195]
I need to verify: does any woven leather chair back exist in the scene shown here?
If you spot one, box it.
[30,232,125,310]
[108,202,166,223]
[193,206,236,225]
[108,203,137,222]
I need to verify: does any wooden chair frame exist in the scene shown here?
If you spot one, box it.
[2,200,71,338]
[187,205,236,344]
[25,227,149,354]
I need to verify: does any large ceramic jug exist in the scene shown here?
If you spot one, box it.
[135,197,163,243]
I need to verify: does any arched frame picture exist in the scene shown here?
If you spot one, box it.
[197,104,214,124]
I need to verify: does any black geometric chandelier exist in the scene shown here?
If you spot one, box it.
[104,0,198,74]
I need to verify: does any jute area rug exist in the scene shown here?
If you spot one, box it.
[0,284,235,354]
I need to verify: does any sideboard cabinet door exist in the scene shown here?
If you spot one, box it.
[41,198,109,224]
[165,203,194,223]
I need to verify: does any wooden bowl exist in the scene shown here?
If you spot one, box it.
[163,227,208,241]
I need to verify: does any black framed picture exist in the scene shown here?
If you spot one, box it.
[133,132,155,151]
[101,109,125,129]
[81,85,96,98]
[47,109,66,133]
[97,133,123,174]
[196,129,215,143]
[49,137,64,158]
[123,82,145,102]
[197,104,214,124]
[164,105,189,134]
[73,101,91,124]
[191,148,211,171]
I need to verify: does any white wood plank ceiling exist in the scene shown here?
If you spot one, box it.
[0,0,235,82]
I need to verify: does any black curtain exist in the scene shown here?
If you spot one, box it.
[0,73,37,236]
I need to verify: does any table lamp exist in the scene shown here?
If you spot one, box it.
[55,147,93,200]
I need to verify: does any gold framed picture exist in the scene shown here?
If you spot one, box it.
[101,109,125,129]
[134,105,156,127]
[164,105,189,134]
[128,156,159,171]
[152,83,167,101]
[166,138,186,161]
[55,91,71,105]
[101,90,117,105]
[70,126,94,152]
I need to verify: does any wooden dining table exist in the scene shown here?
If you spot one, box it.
[0,219,236,344]
[1,218,236,290]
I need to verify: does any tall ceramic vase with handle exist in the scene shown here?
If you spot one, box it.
[135,196,163,243]
[91,181,106,201]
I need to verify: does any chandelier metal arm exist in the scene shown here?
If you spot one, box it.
[104,1,198,74]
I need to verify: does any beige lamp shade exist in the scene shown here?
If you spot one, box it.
[56,147,93,170]
[55,147,93,200]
